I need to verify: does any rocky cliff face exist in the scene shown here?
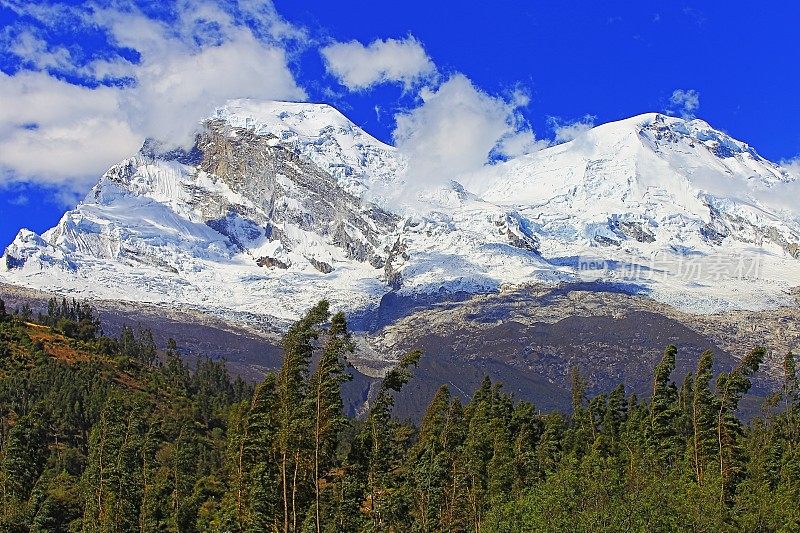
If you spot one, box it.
[194,119,399,271]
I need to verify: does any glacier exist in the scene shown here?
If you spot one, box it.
[2,101,799,328]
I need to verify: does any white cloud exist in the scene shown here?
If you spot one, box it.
[670,88,700,119]
[8,194,29,206]
[321,36,436,91]
[119,30,304,146]
[0,71,140,190]
[0,0,306,189]
[549,115,596,144]
[391,74,537,196]
[780,157,800,180]
[8,31,74,72]
[92,2,306,144]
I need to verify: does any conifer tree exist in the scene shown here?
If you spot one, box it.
[461,379,517,532]
[244,374,279,530]
[171,425,199,531]
[276,300,329,533]
[648,345,682,465]
[600,383,626,455]
[409,385,450,531]
[163,338,190,393]
[715,347,765,502]
[510,400,542,494]
[363,349,421,531]
[81,397,145,532]
[689,350,717,485]
[306,311,353,533]
[139,424,169,532]
[535,413,566,477]
[441,397,468,532]
[0,412,48,522]
[782,351,798,444]
[566,366,593,457]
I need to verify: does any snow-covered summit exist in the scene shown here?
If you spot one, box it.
[2,101,799,325]
[213,100,403,198]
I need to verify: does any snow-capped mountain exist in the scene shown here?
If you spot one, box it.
[2,101,799,327]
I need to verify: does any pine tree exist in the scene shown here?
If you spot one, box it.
[163,338,190,393]
[409,385,451,531]
[715,347,765,503]
[461,379,517,532]
[244,375,279,530]
[600,384,626,455]
[782,351,798,445]
[566,365,593,457]
[689,350,717,485]
[139,424,169,532]
[648,345,682,465]
[364,349,421,531]
[441,398,468,532]
[306,311,353,533]
[171,425,199,531]
[81,397,145,532]
[0,412,48,521]
[276,300,329,533]
[510,400,542,494]
[535,413,566,477]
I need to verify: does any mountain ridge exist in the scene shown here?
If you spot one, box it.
[2,100,799,333]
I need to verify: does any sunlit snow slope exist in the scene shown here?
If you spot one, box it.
[2,103,799,326]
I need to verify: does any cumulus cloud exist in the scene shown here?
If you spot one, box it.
[321,36,436,91]
[549,115,596,144]
[117,31,303,146]
[0,71,140,189]
[780,157,800,180]
[391,74,537,197]
[0,0,306,190]
[669,88,700,119]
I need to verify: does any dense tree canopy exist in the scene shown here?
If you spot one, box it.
[0,295,798,532]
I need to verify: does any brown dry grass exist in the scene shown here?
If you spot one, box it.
[23,322,90,364]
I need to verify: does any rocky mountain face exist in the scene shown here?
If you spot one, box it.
[0,100,552,326]
[1,101,799,387]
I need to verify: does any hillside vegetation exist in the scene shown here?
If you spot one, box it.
[1,297,799,532]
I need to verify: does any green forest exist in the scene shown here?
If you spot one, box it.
[0,296,799,532]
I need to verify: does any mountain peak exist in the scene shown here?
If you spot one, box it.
[2,101,798,322]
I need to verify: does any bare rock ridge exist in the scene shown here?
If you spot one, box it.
[194,119,399,271]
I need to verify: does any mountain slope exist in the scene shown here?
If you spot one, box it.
[2,102,799,333]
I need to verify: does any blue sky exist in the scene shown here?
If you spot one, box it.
[1,0,799,248]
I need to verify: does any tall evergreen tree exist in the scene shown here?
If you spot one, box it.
[600,383,626,455]
[363,349,421,532]
[689,350,717,485]
[276,300,329,533]
[230,373,279,531]
[409,385,451,531]
[648,345,682,465]
[1,411,48,524]
[306,311,353,533]
[81,397,145,532]
[715,347,765,502]
[782,351,798,445]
